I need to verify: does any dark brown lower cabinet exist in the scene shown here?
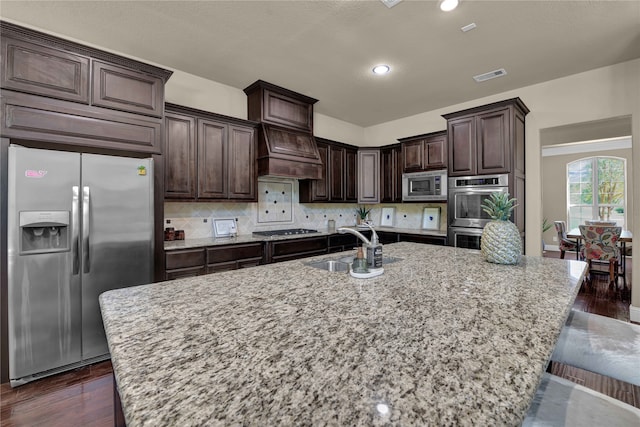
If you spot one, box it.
[398,233,446,246]
[165,248,206,280]
[164,233,446,278]
[165,243,264,279]
[267,236,328,263]
[206,243,263,273]
[328,234,359,253]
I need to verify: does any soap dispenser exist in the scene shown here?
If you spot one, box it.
[365,229,383,270]
[352,246,368,273]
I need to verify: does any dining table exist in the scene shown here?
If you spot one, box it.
[566,227,632,289]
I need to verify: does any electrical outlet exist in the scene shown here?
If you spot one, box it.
[552,236,558,242]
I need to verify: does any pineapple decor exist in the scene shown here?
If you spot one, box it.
[480,192,522,265]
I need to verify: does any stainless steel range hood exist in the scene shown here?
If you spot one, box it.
[245,80,323,180]
[257,123,323,179]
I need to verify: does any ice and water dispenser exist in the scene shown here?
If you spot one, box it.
[19,211,70,254]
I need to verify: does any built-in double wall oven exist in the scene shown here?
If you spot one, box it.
[447,174,510,249]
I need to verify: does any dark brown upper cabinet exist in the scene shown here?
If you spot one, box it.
[0,21,172,154]
[164,104,258,201]
[164,112,197,198]
[443,98,529,236]
[91,61,164,117]
[344,148,358,201]
[244,80,316,132]
[1,36,90,104]
[398,131,447,173]
[299,138,358,203]
[443,98,529,177]
[380,144,403,203]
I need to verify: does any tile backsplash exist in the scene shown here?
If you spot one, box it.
[164,178,447,239]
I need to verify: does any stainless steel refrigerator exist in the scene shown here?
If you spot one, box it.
[7,145,153,386]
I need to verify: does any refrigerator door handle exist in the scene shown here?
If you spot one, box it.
[72,186,80,275]
[82,186,90,274]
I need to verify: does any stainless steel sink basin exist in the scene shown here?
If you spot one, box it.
[306,255,403,272]
[336,255,403,265]
[305,260,350,272]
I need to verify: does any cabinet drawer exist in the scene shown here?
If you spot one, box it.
[92,61,164,117]
[165,249,206,270]
[1,36,90,104]
[377,231,399,244]
[271,236,327,257]
[207,261,238,274]
[207,243,263,264]
[328,234,358,248]
[238,257,263,269]
[165,266,205,281]
[398,234,446,246]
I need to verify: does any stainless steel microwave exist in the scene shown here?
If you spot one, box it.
[402,170,447,201]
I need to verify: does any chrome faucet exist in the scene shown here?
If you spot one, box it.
[337,223,379,246]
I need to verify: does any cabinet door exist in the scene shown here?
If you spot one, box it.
[269,237,328,263]
[329,145,345,201]
[357,150,380,203]
[394,145,403,202]
[310,142,330,201]
[380,147,395,203]
[476,107,510,174]
[92,61,164,117]
[262,89,313,131]
[165,249,205,270]
[424,133,447,170]
[447,116,476,176]
[228,124,256,200]
[164,112,196,199]
[1,36,90,104]
[345,148,358,202]
[197,119,227,199]
[402,139,424,172]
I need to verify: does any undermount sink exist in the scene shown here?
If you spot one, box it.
[305,260,350,272]
[336,255,403,265]
[305,255,403,272]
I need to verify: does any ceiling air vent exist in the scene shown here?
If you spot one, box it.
[473,68,507,83]
[380,0,403,8]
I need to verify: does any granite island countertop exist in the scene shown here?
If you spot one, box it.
[100,242,586,426]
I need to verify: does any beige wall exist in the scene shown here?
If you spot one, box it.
[165,70,365,146]
[541,148,633,247]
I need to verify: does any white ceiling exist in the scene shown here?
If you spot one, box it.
[1,0,639,127]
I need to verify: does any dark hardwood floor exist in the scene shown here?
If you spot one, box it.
[1,250,636,425]
[1,361,114,427]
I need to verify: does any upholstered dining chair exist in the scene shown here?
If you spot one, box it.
[585,220,617,226]
[554,221,578,259]
[578,225,622,289]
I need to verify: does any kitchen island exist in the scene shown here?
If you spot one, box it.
[100,242,586,426]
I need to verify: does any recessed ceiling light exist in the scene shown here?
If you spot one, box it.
[439,0,459,12]
[373,64,391,75]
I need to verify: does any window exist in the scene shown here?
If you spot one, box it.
[567,157,626,229]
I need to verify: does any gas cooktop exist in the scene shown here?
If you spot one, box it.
[252,228,319,237]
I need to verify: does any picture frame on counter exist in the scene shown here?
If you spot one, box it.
[380,207,395,227]
[213,218,238,238]
[422,207,441,230]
